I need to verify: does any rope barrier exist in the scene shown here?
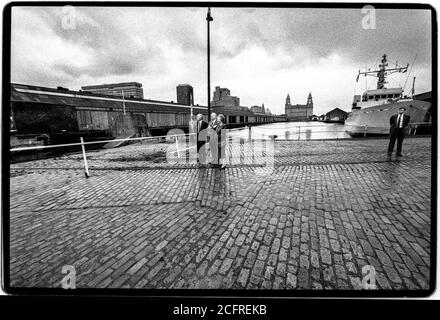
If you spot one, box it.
[10,132,196,152]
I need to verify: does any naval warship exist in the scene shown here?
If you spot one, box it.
[345,54,431,136]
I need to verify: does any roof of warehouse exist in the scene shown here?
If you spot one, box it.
[326,107,348,116]
[10,83,208,114]
[11,83,284,117]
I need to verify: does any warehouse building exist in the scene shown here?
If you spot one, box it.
[10,83,286,147]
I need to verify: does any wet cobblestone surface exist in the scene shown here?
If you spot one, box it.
[9,137,432,290]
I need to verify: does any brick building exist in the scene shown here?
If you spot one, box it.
[212,86,240,108]
[250,104,266,114]
[81,82,144,99]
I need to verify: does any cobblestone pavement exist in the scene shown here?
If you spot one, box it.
[9,137,432,290]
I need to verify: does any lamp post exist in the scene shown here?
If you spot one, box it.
[206,7,213,118]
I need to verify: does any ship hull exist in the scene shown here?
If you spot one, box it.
[344,99,431,136]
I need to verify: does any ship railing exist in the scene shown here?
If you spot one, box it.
[408,122,432,135]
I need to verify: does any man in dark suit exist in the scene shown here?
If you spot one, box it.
[195,113,208,164]
[387,106,410,157]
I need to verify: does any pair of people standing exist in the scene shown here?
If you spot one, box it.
[195,112,226,168]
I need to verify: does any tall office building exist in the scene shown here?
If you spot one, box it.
[81,82,144,99]
[176,84,194,105]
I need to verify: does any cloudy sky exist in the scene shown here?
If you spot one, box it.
[11,6,432,115]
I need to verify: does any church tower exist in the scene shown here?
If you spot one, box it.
[306,92,313,118]
[285,94,291,117]
[307,92,313,106]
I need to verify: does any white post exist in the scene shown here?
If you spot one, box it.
[364,125,368,137]
[122,89,126,115]
[80,137,90,178]
[175,135,181,158]
[248,125,252,142]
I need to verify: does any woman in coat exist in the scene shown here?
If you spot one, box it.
[215,114,227,169]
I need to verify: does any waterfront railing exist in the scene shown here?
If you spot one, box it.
[9,123,431,178]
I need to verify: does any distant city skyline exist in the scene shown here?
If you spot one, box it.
[11,6,432,116]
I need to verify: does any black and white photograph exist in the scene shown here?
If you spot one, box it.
[2,2,435,297]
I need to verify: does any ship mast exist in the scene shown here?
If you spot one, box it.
[356,54,409,89]
[377,54,387,89]
[411,76,416,98]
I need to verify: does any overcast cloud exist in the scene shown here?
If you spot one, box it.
[11,6,432,115]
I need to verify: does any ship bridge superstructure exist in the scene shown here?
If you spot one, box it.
[353,87,405,109]
[352,54,409,110]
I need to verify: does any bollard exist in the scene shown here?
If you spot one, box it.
[298,126,301,141]
[248,125,252,142]
[364,125,368,137]
[80,137,90,178]
[414,125,418,135]
[269,135,277,142]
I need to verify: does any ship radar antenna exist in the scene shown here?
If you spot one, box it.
[356,54,409,90]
